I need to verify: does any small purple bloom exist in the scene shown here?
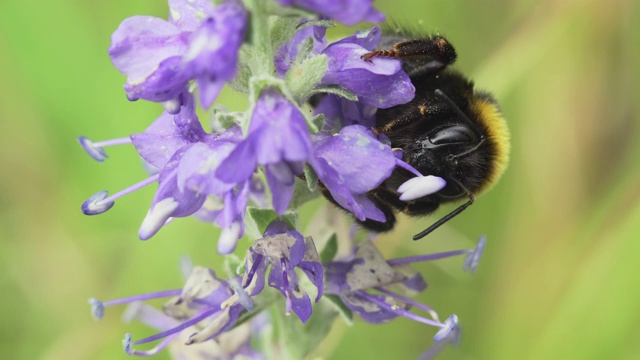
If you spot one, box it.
[168,0,216,32]
[241,220,323,323]
[275,21,327,77]
[276,25,414,109]
[131,92,208,169]
[321,27,415,108]
[311,125,396,222]
[276,0,384,26]
[109,1,246,107]
[90,266,250,356]
[315,94,377,133]
[138,147,208,240]
[82,91,255,245]
[217,89,313,215]
[109,15,191,102]
[324,240,461,343]
[181,1,247,108]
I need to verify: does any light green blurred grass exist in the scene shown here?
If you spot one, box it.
[0,0,638,359]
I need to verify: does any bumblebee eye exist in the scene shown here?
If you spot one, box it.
[428,125,477,145]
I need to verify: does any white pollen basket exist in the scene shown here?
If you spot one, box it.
[397,176,447,201]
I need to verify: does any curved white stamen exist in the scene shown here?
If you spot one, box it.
[138,198,179,240]
[398,176,447,201]
[82,191,115,215]
[433,314,459,343]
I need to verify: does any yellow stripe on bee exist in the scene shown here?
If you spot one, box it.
[471,97,510,194]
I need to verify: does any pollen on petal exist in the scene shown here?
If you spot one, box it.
[463,236,486,274]
[82,191,115,215]
[398,176,447,201]
[78,136,108,162]
[162,97,182,114]
[433,314,459,342]
[138,198,179,240]
[88,298,105,320]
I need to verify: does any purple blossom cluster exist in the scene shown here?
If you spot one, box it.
[81,0,482,358]
[80,0,443,254]
[91,219,484,357]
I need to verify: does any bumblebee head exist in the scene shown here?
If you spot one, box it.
[408,89,510,198]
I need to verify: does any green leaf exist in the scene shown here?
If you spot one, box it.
[280,211,299,230]
[290,178,320,209]
[269,16,300,49]
[211,107,245,131]
[228,59,251,94]
[285,53,328,102]
[320,233,338,263]
[296,19,336,30]
[303,163,318,191]
[223,254,243,277]
[310,113,325,133]
[245,207,278,238]
[310,85,358,101]
[323,294,354,326]
[273,297,339,359]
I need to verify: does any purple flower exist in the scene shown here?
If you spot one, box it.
[324,240,458,341]
[90,266,250,357]
[276,25,414,109]
[81,92,254,246]
[138,146,208,240]
[80,94,205,218]
[109,14,192,103]
[181,1,247,108]
[311,125,397,222]
[241,220,323,323]
[109,0,246,108]
[315,94,377,133]
[276,0,384,26]
[131,92,209,169]
[320,27,415,108]
[275,21,327,77]
[217,89,313,215]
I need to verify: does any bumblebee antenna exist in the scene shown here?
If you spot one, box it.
[434,89,481,134]
[413,179,475,240]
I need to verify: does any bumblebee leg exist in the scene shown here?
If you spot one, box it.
[362,35,457,68]
[411,194,475,240]
[372,186,475,240]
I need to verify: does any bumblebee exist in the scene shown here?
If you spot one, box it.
[325,31,510,240]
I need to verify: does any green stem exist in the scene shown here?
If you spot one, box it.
[244,0,274,77]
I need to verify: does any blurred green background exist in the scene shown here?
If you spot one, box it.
[1,0,639,359]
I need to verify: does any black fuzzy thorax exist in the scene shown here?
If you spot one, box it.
[376,70,495,202]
